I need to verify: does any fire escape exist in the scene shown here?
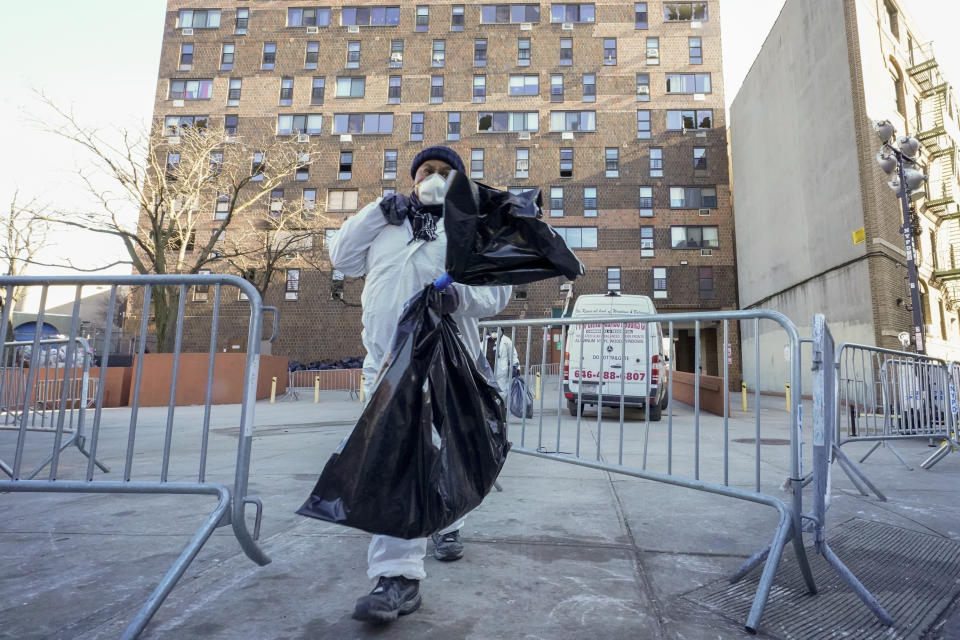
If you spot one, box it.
[908,42,960,310]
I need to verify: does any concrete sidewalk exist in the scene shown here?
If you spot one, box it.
[1,389,959,639]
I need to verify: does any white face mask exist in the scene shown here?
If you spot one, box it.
[415,173,447,205]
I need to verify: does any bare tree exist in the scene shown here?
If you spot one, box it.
[34,96,327,351]
[1,190,53,314]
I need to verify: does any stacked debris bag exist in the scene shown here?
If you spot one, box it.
[298,171,584,538]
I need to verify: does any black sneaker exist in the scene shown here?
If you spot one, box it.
[431,530,464,562]
[352,576,422,623]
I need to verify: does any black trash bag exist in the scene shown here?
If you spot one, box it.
[444,171,585,286]
[509,374,534,420]
[297,285,510,539]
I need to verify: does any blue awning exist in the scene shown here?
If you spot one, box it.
[13,322,61,342]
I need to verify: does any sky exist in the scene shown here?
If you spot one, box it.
[1,0,958,275]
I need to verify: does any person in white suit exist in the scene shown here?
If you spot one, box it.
[329,146,511,624]
[487,331,520,395]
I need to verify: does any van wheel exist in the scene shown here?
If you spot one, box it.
[567,400,581,416]
[659,393,669,410]
[648,404,662,422]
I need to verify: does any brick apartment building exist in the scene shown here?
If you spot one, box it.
[151,0,738,376]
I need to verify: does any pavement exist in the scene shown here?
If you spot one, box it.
[1,383,959,640]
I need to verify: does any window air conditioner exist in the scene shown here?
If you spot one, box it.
[270,200,283,212]
[347,24,360,33]
[520,22,533,30]
[691,20,703,29]
[172,99,185,108]
[167,136,181,145]
[182,28,194,36]
[297,133,310,143]
[390,53,403,62]
[561,22,574,30]
[560,282,572,292]
[339,134,352,143]
[700,249,713,257]
[225,135,238,143]
[561,131,574,140]
[518,131,531,140]
[306,26,319,33]
[517,159,529,170]
[698,208,710,216]
[179,64,192,71]
[694,93,705,101]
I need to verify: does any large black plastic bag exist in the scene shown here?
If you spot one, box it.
[297,285,510,539]
[444,171,585,285]
[509,375,533,419]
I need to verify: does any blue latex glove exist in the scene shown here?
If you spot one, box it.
[379,193,410,225]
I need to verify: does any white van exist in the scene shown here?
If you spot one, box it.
[563,293,670,420]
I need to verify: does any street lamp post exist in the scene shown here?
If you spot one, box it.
[874,120,928,354]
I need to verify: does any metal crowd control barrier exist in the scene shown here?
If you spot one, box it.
[482,310,819,633]
[0,274,270,640]
[288,368,361,394]
[833,342,958,499]
[0,337,107,479]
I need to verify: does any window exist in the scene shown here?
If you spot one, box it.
[650,148,663,177]
[694,147,707,169]
[327,189,359,211]
[311,77,325,105]
[430,76,444,103]
[324,229,339,248]
[646,37,659,65]
[884,0,899,39]
[550,187,564,216]
[332,113,394,134]
[637,110,651,139]
[640,227,654,257]
[279,77,294,106]
[262,43,276,70]
[560,38,573,65]
[179,44,194,70]
[549,110,596,132]
[388,76,402,103]
[637,73,650,101]
[481,4,541,23]
[560,148,573,177]
[447,112,461,140]
[666,73,712,94]
[303,188,317,211]
[227,78,242,105]
[635,2,647,28]
[653,267,667,299]
[164,115,209,136]
[341,6,401,26]
[338,151,353,180]
[411,112,424,141]
[235,8,249,34]
[214,192,230,220]
[510,148,529,179]
[390,40,404,67]
[605,148,619,178]
[288,7,331,26]
[277,114,323,134]
[452,5,465,30]
[478,112,539,132]
[582,74,595,102]
[305,41,319,69]
[583,187,597,216]
[669,186,717,208]
[509,74,540,96]
[194,269,211,302]
[638,186,653,217]
[224,114,238,135]
[416,6,430,31]
[346,41,360,68]
[474,75,487,103]
[383,150,398,180]
[166,152,180,178]
[382,187,396,198]
[689,37,702,64]
[470,149,484,179]
[475,39,488,67]
[295,153,310,181]
[607,267,621,291]
[219,43,235,70]
[432,40,446,67]
[555,227,597,249]
[892,65,906,116]
[169,79,213,100]
[178,9,221,28]
[551,4,595,22]
[699,267,714,299]
[285,269,301,301]
[251,152,265,181]
[666,109,713,130]
[551,75,564,102]
[603,38,617,65]
[269,188,285,215]
[663,2,708,21]
[336,76,365,98]
[671,226,718,249]
[210,151,223,174]
[518,38,531,66]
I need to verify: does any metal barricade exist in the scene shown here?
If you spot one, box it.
[0,337,106,479]
[0,274,270,640]
[288,368,361,394]
[481,310,819,633]
[833,343,958,498]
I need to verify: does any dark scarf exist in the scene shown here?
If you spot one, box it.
[407,192,443,243]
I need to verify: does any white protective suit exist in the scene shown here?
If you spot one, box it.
[491,333,520,394]
[329,197,512,581]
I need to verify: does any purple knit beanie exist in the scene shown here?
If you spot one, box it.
[410,145,465,179]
